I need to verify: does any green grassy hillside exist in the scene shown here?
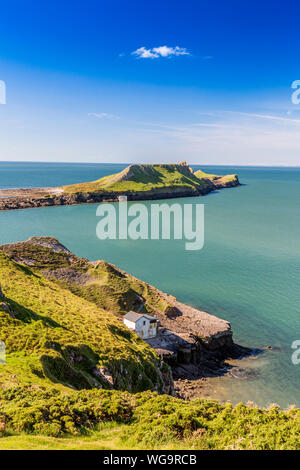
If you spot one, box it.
[194,169,239,186]
[0,237,176,318]
[63,162,219,195]
[0,241,169,394]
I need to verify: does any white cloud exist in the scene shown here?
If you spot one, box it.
[152,46,189,57]
[132,47,159,58]
[236,112,300,124]
[88,112,119,119]
[132,45,190,59]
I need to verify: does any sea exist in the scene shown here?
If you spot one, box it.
[0,161,300,408]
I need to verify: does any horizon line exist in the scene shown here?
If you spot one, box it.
[0,160,300,169]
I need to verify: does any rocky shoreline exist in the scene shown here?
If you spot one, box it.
[172,344,261,400]
[144,292,258,399]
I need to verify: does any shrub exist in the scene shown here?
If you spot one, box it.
[0,387,133,436]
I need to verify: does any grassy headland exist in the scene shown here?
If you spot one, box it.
[0,239,172,394]
[63,162,213,194]
[0,162,240,211]
[194,169,239,188]
[1,237,297,451]
[63,162,239,195]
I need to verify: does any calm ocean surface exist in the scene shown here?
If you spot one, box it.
[0,162,300,408]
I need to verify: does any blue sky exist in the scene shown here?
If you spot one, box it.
[0,0,300,165]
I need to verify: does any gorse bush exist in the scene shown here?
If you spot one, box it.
[0,387,133,437]
[126,394,300,450]
[1,386,300,449]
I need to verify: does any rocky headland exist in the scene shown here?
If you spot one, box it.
[0,162,240,211]
[0,236,254,399]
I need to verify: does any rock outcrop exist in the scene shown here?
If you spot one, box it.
[145,293,237,371]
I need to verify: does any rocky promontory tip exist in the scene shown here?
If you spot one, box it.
[0,163,240,211]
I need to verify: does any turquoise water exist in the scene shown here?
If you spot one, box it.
[0,163,300,407]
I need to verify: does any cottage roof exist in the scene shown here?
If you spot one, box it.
[124,311,157,324]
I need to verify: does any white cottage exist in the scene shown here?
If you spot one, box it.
[123,311,158,339]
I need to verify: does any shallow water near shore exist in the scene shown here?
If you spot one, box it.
[0,162,300,408]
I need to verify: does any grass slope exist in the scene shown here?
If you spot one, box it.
[63,163,216,194]
[0,237,175,317]
[194,169,239,185]
[0,245,166,394]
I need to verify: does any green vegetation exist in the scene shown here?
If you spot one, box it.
[0,237,174,317]
[194,169,239,185]
[0,164,240,212]
[0,240,168,394]
[1,386,300,450]
[1,236,297,451]
[194,170,220,179]
[63,163,216,195]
